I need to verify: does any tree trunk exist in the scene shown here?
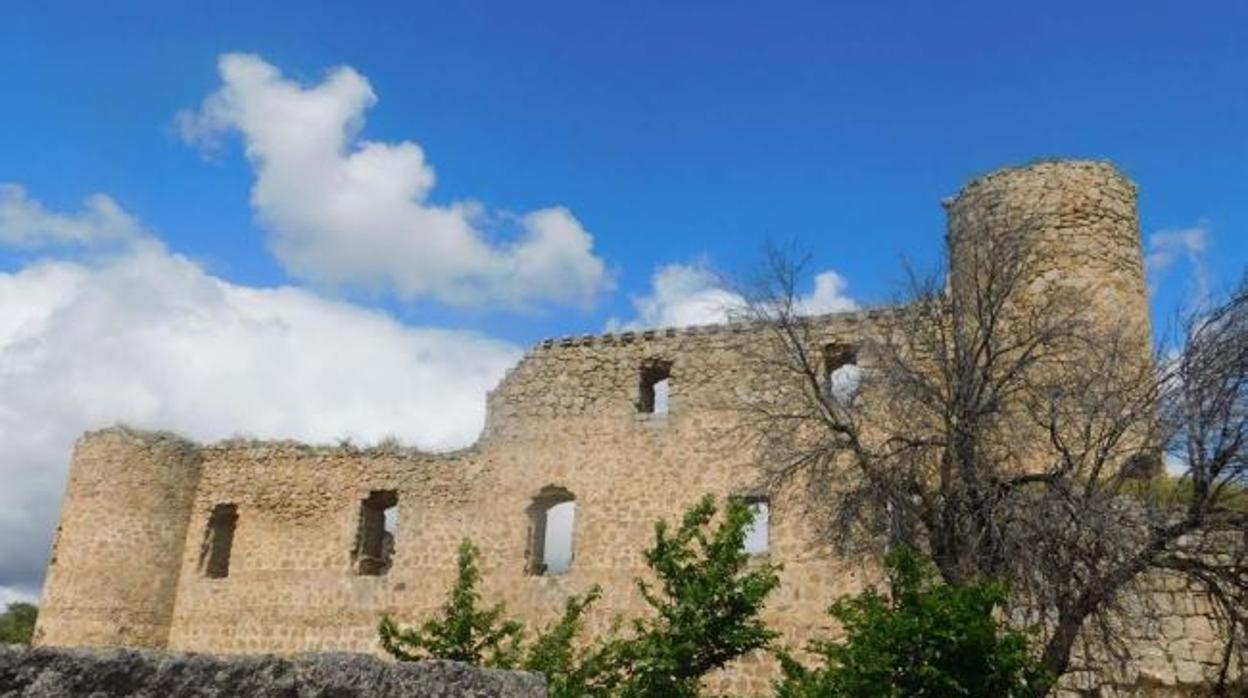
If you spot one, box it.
[1035,613,1083,696]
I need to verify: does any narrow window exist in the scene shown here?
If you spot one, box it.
[822,344,861,403]
[742,497,770,555]
[526,486,576,575]
[354,490,398,576]
[200,504,238,579]
[638,360,673,414]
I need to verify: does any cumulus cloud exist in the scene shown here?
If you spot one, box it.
[615,263,746,329]
[177,53,611,309]
[1146,225,1209,300]
[0,184,142,248]
[0,190,521,604]
[797,270,860,315]
[609,262,857,330]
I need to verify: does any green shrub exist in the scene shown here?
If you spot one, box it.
[0,602,37,645]
[603,495,782,697]
[379,496,782,697]
[379,539,524,667]
[522,586,614,698]
[775,548,1046,698]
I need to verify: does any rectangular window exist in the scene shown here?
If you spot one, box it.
[200,503,238,579]
[742,498,770,555]
[355,490,398,576]
[822,344,861,403]
[527,486,576,576]
[638,360,673,414]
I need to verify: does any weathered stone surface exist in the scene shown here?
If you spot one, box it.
[0,645,545,697]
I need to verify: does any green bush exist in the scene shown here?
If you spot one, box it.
[603,495,782,697]
[380,495,782,697]
[0,602,37,645]
[379,540,524,667]
[775,547,1046,698]
[522,586,615,698]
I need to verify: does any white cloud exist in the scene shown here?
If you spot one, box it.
[0,184,142,248]
[0,586,38,607]
[614,263,746,329]
[1146,225,1209,300]
[826,362,862,400]
[177,53,611,309]
[609,262,857,330]
[0,191,522,602]
[797,270,859,315]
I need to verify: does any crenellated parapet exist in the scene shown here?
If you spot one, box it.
[528,306,899,353]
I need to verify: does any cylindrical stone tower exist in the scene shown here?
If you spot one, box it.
[944,160,1152,361]
[34,427,202,648]
[943,160,1156,478]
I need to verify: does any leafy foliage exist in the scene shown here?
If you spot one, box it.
[604,495,782,697]
[0,602,37,645]
[775,547,1045,698]
[379,496,781,697]
[521,586,614,698]
[379,539,524,667]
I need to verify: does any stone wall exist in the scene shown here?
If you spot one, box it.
[0,645,545,697]
[32,160,1235,695]
[36,430,201,649]
[946,160,1151,346]
[1057,569,1242,697]
[154,310,884,696]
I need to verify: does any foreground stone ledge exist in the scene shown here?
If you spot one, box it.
[0,645,546,697]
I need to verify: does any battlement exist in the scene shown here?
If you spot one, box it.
[529,306,899,354]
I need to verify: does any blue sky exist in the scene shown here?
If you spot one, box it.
[5,1,1245,335]
[0,1,1245,600]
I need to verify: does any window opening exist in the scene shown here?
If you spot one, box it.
[638,360,673,414]
[527,486,576,575]
[822,344,861,403]
[355,490,398,576]
[200,503,238,579]
[742,497,770,555]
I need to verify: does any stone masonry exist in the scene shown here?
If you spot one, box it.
[32,161,1236,695]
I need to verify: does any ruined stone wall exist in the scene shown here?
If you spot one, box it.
[1059,569,1239,697]
[36,429,201,649]
[33,161,1235,695]
[149,312,884,696]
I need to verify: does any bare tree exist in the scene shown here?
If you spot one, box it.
[741,238,1246,695]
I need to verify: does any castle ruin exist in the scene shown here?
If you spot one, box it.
[32,161,1234,695]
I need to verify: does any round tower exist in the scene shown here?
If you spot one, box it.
[35,427,201,649]
[944,160,1152,361]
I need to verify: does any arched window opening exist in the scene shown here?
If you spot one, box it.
[742,496,770,556]
[638,360,673,414]
[354,490,398,576]
[200,503,238,579]
[822,344,861,403]
[527,486,576,575]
